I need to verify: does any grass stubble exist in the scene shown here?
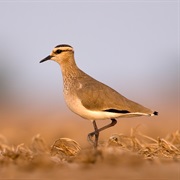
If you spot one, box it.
[0,125,179,179]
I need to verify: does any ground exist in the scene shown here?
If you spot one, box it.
[0,109,179,180]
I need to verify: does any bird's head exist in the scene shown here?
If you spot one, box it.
[40,44,74,65]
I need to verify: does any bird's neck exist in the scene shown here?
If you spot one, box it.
[60,57,81,86]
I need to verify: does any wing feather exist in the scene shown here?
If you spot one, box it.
[75,72,152,114]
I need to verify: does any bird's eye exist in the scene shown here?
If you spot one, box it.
[55,49,62,54]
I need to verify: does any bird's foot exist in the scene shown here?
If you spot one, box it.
[87,131,99,149]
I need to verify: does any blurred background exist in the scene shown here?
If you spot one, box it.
[0,1,179,146]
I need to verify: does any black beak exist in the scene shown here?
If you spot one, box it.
[39,55,53,63]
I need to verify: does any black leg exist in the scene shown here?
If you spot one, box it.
[93,120,99,148]
[97,118,117,133]
[88,118,117,148]
[87,121,99,148]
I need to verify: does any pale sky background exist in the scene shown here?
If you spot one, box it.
[0,1,179,119]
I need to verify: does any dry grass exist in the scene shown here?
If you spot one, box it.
[0,112,179,180]
[0,128,179,170]
[107,127,180,160]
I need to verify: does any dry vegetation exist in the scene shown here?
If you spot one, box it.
[0,126,179,179]
[0,107,179,179]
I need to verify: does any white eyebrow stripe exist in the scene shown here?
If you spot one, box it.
[54,46,74,52]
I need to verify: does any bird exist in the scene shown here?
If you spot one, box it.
[40,44,158,148]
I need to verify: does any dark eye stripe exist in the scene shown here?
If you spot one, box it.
[55,49,71,54]
[55,49,62,54]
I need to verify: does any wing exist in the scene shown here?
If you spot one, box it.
[76,74,153,115]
